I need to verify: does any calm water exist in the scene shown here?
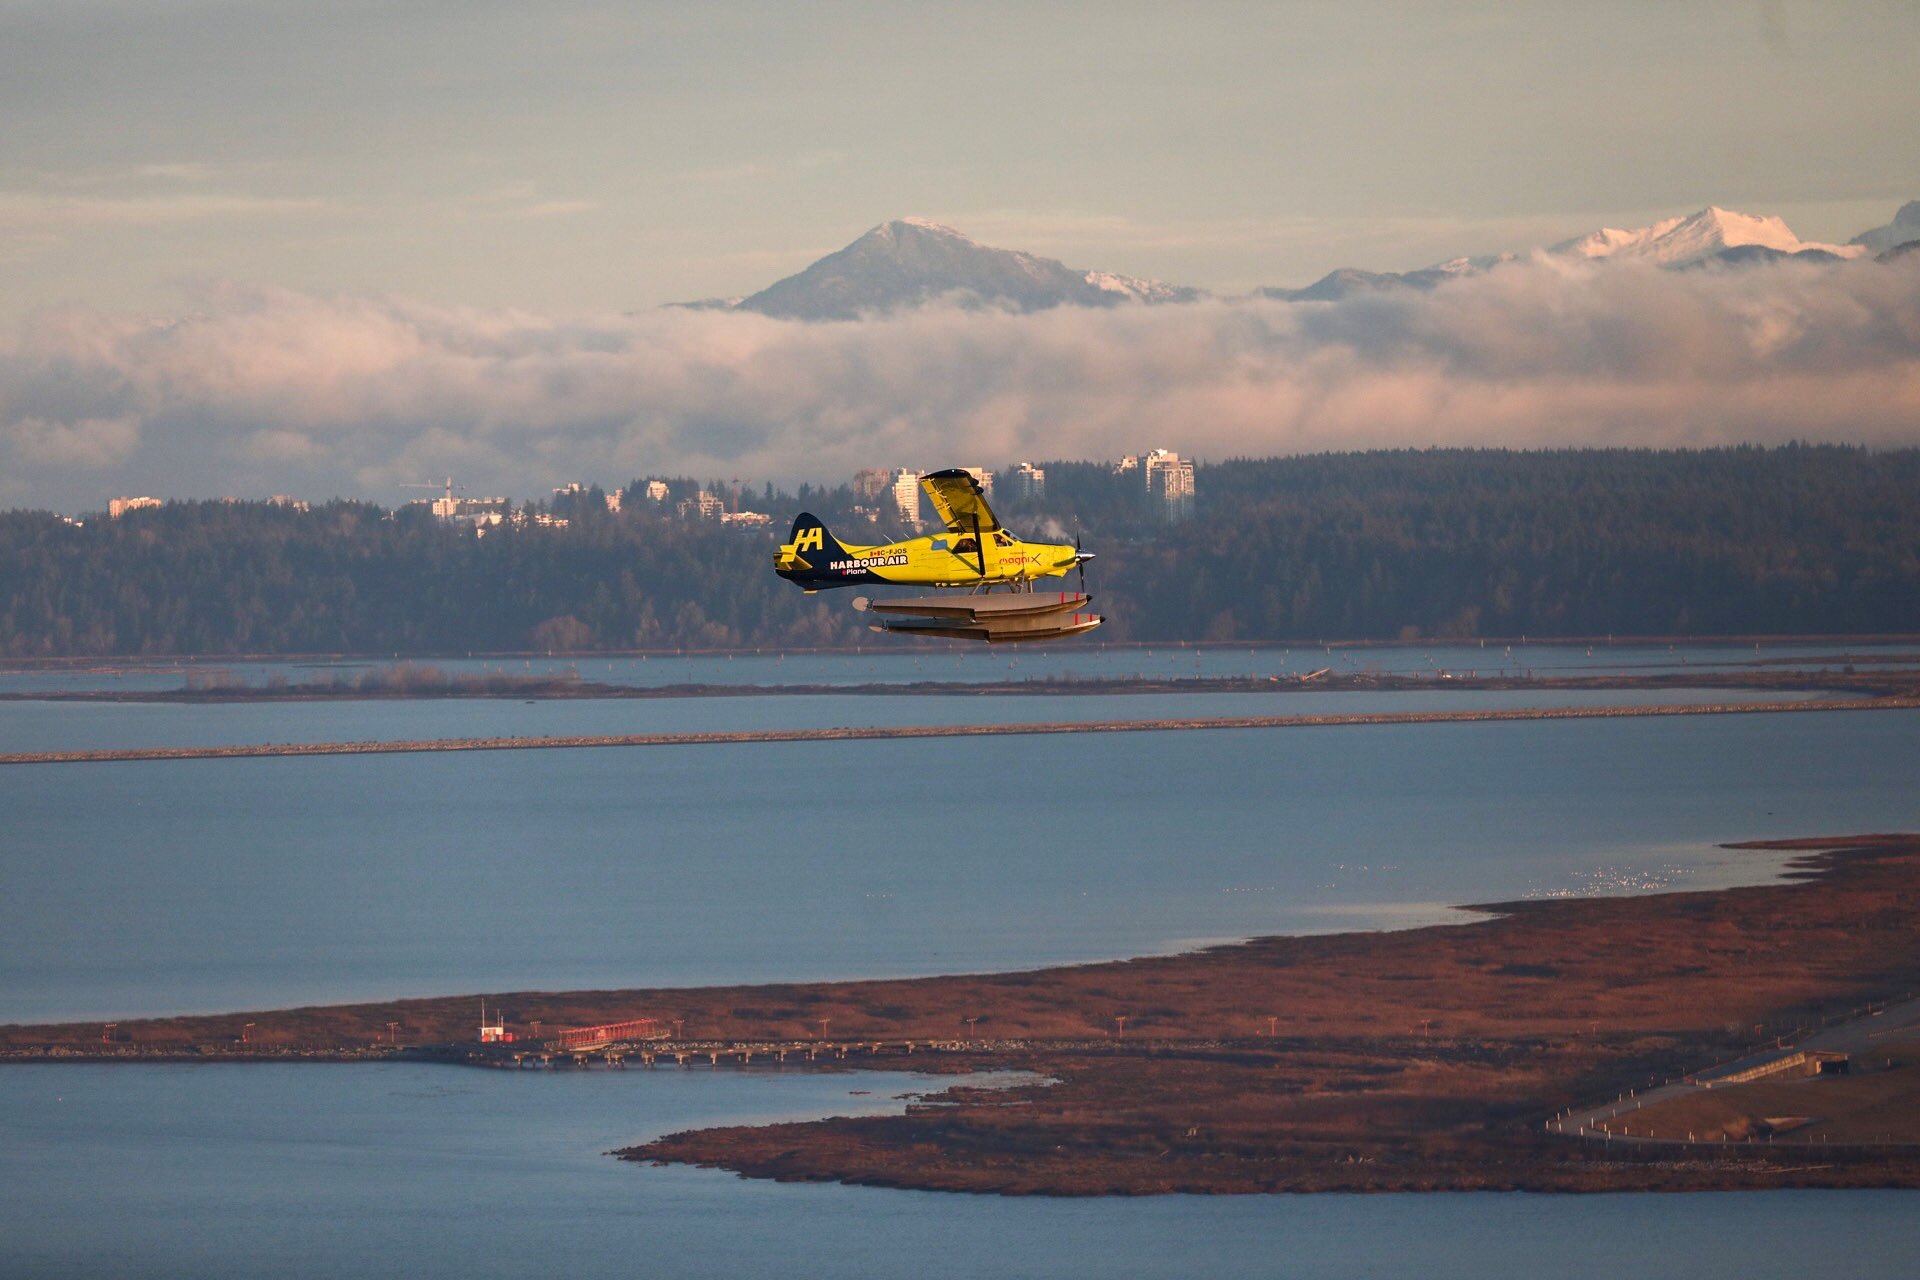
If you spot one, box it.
[0,1063,1912,1280]
[5,675,1918,1278]
[3,705,1914,1023]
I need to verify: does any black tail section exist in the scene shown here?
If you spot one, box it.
[786,511,854,560]
[778,512,872,589]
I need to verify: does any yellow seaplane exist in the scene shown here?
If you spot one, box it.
[774,468,1102,642]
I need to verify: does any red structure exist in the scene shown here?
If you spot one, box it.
[553,1018,667,1049]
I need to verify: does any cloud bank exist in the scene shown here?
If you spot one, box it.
[4,254,1919,510]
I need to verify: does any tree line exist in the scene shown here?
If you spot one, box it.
[2,446,1914,656]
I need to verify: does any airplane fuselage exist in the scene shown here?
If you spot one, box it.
[774,519,1080,592]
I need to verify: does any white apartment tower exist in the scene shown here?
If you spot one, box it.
[1142,449,1195,522]
[1006,462,1046,502]
[889,469,923,525]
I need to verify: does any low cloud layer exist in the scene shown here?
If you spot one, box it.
[4,254,1919,511]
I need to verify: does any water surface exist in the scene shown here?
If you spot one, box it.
[4,707,1913,1023]
[0,1063,1911,1280]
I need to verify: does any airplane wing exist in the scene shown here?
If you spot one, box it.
[919,469,1002,535]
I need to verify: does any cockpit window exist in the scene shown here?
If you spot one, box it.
[951,536,979,554]
[993,530,1016,547]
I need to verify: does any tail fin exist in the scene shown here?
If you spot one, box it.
[786,511,839,560]
[776,512,876,590]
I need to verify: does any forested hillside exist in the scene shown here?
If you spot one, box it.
[2,447,1914,656]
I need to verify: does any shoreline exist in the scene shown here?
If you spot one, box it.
[4,695,1917,767]
[9,835,1920,1195]
[2,631,1918,669]
[3,666,1916,705]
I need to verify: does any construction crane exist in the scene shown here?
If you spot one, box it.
[400,478,466,518]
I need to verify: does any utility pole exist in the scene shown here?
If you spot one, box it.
[1266,1016,1278,1038]
[386,1022,399,1045]
[964,1017,979,1043]
[1114,1015,1128,1041]
[819,1018,831,1041]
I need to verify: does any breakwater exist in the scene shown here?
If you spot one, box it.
[3,695,1913,766]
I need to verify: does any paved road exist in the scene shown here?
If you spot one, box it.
[1551,994,1920,1145]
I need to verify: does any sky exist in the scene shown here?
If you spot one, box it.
[2,0,1917,509]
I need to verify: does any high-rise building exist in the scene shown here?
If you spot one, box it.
[1142,448,1195,522]
[108,496,162,519]
[1005,462,1046,502]
[852,467,893,500]
[889,468,922,525]
[958,466,993,495]
[678,490,725,520]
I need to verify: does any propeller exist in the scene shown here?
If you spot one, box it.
[1063,531,1094,596]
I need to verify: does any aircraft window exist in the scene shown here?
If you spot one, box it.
[993,531,1016,546]
[952,536,978,554]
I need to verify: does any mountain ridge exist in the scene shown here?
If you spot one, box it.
[674,202,1918,319]
[729,218,1201,321]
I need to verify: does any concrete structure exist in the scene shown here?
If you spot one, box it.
[889,468,922,525]
[108,496,162,519]
[1143,448,1195,522]
[1694,1049,1850,1088]
[852,467,893,500]
[1005,462,1046,502]
[644,479,670,503]
[418,495,510,525]
[679,491,725,520]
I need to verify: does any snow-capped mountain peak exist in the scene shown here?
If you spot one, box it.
[734,218,1200,320]
[1549,206,1866,265]
[894,216,967,235]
